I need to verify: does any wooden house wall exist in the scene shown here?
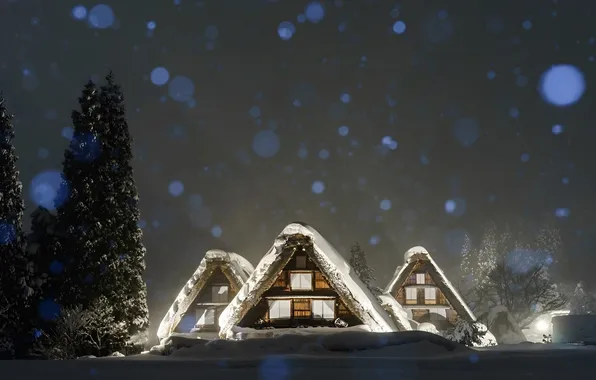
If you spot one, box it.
[174,267,237,333]
[393,262,460,327]
[238,240,362,329]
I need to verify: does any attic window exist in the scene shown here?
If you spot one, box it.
[416,273,425,284]
[212,285,229,303]
[295,255,307,269]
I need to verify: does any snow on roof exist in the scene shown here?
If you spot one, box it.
[218,222,407,338]
[157,249,254,341]
[404,246,429,263]
[385,246,476,323]
[377,293,414,331]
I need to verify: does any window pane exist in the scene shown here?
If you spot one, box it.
[322,300,335,319]
[196,308,207,325]
[279,300,291,318]
[300,273,312,289]
[406,288,417,299]
[296,256,307,268]
[268,300,280,319]
[425,288,436,299]
[290,273,302,289]
[212,285,229,303]
[291,273,312,290]
[312,300,323,318]
[416,274,425,284]
[205,308,215,324]
[196,308,215,325]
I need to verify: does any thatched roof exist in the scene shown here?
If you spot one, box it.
[157,249,254,341]
[384,246,476,322]
[218,222,411,338]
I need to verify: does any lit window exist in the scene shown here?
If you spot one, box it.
[312,299,335,319]
[195,308,215,326]
[424,287,436,300]
[290,272,313,290]
[211,285,229,303]
[268,300,291,319]
[406,288,417,304]
[416,273,425,284]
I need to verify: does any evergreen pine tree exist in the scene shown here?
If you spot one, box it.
[570,282,596,315]
[99,72,149,346]
[348,242,376,290]
[460,233,473,275]
[0,95,34,357]
[54,80,110,309]
[27,206,64,331]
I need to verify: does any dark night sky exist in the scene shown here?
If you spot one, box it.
[2,0,595,340]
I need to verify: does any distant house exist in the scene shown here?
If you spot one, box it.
[384,246,476,331]
[218,222,410,339]
[157,249,254,342]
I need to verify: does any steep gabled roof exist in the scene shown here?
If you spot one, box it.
[384,246,476,322]
[157,249,254,341]
[218,222,410,338]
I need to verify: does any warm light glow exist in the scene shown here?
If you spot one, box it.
[536,320,550,332]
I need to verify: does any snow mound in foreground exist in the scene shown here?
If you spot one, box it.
[150,333,211,356]
[167,331,470,359]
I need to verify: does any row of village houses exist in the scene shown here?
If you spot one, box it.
[157,222,478,341]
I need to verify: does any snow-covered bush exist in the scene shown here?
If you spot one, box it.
[417,322,439,335]
[477,305,526,344]
[444,319,497,347]
[36,297,127,359]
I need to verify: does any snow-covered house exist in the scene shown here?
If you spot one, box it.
[384,246,476,331]
[157,249,254,341]
[218,222,410,339]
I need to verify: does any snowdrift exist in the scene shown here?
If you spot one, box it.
[153,330,469,359]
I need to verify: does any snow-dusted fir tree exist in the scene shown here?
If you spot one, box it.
[99,73,149,346]
[27,206,64,332]
[349,242,376,290]
[0,95,33,357]
[569,282,596,315]
[54,80,110,308]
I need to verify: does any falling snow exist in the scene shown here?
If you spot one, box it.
[0,1,593,346]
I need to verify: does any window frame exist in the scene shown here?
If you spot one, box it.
[195,307,216,326]
[312,299,335,320]
[405,288,417,304]
[295,255,307,269]
[268,299,291,320]
[290,272,313,291]
[211,284,229,303]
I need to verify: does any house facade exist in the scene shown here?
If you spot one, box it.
[218,222,406,339]
[237,234,362,329]
[156,250,254,342]
[385,246,476,331]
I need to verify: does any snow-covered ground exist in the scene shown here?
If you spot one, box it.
[4,331,596,380]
